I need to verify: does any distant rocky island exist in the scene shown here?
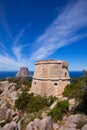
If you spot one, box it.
[16,67,32,78]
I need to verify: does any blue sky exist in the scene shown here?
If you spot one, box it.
[0,0,87,71]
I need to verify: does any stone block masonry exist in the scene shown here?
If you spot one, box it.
[30,60,70,97]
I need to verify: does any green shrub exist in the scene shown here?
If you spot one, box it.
[74,91,87,114]
[15,92,31,111]
[63,76,87,114]
[63,78,86,101]
[7,77,32,91]
[48,96,58,106]
[48,100,69,122]
[26,95,49,113]
[83,70,87,78]
[15,92,55,113]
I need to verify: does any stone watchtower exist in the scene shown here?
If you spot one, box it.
[31,60,70,97]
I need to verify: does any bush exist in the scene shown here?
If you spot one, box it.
[7,77,32,92]
[15,92,31,111]
[48,100,69,122]
[63,77,86,101]
[15,92,56,113]
[63,76,87,115]
[74,91,87,114]
[48,96,58,106]
[26,95,49,113]
[83,70,87,78]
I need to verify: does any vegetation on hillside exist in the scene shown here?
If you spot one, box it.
[63,70,87,114]
[74,91,87,114]
[15,92,57,113]
[7,77,32,92]
[48,100,69,122]
[63,77,87,101]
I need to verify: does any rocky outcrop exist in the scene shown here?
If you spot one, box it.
[0,81,20,104]
[0,121,18,130]
[82,124,87,130]
[0,81,20,125]
[59,114,87,130]
[16,67,32,78]
[69,98,75,111]
[26,114,87,130]
[26,116,53,130]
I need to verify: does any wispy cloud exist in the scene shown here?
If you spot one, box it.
[13,23,32,45]
[0,4,31,63]
[12,23,32,61]
[30,0,87,60]
[0,42,7,51]
[0,54,26,71]
[0,22,31,70]
[12,44,30,61]
[0,5,13,40]
[0,5,31,70]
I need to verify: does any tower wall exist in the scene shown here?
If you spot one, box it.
[31,60,70,97]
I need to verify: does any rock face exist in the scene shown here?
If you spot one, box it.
[26,114,87,130]
[82,124,87,130]
[26,116,53,130]
[0,121,18,130]
[0,81,20,125]
[69,98,75,111]
[59,114,87,130]
[31,60,70,97]
[16,67,32,78]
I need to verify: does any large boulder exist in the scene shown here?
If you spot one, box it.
[0,102,8,121]
[26,116,53,130]
[53,123,59,130]
[0,81,20,123]
[82,124,87,130]
[59,114,87,130]
[69,98,75,111]
[16,67,32,78]
[0,121,18,130]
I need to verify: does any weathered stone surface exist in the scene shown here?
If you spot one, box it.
[31,60,70,97]
[50,101,57,110]
[65,114,87,124]
[18,121,21,130]
[0,81,20,123]
[3,121,18,130]
[69,98,75,111]
[81,124,87,130]
[61,97,68,101]
[26,116,53,130]
[59,127,76,130]
[16,67,32,78]
[0,128,5,130]
[59,114,87,130]
[53,123,59,130]
[0,102,8,120]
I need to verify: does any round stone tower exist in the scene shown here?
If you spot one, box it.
[31,60,70,97]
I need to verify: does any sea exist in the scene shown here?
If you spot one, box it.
[0,71,84,79]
